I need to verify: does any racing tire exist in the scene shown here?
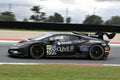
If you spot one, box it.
[29,44,45,59]
[89,45,105,60]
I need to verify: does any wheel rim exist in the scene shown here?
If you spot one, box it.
[30,44,44,59]
[90,45,104,60]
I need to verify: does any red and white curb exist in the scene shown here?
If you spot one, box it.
[0,38,23,44]
[0,38,23,41]
[109,42,120,46]
[0,63,120,66]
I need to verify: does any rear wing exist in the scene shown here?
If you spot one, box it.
[72,31,116,40]
[93,32,116,40]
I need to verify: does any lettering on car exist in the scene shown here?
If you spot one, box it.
[46,45,74,55]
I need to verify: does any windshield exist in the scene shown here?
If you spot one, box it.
[30,33,53,40]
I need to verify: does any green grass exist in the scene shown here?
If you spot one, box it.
[0,64,120,80]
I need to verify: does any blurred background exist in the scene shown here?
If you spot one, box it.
[0,0,120,25]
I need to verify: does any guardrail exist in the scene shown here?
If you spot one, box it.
[0,21,120,32]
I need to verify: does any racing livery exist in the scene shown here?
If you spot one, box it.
[8,31,116,60]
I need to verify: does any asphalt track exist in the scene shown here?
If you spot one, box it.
[0,44,120,64]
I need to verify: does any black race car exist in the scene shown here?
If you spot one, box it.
[8,31,116,60]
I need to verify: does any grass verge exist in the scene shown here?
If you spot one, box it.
[0,64,120,80]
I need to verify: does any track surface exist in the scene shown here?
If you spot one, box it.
[0,44,120,64]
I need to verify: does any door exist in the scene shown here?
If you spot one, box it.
[46,34,81,56]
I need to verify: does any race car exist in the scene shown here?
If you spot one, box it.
[8,31,116,60]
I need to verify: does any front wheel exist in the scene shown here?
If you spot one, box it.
[89,45,105,60]
[29,44,45,59]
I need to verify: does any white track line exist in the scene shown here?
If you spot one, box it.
[0,63,120,66]
[103,64,120,66]
[0,63,44,65]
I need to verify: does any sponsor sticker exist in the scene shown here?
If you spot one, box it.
[57,41,72,45]
[46,45,74,55]
[80,46,90,51]
[47,45,57,55]
[89,40,102,43]
[57,45,74,52]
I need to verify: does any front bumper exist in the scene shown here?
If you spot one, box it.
[8,48,27,57]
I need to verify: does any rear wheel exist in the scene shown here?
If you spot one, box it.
[29,44,44,59]
[89,45,104,60]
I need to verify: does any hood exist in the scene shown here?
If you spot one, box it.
[18,39,39,44]
[12,39,39,49]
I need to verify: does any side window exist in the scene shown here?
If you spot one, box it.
[49,35,65,41]
[54,36,64,40]
[69,36,80,40]
[49,35,80,41]
[60,35,80,41]
[62,36,70,41]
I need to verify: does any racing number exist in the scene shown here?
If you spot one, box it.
[46,45,57,55]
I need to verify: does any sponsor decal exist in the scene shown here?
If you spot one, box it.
[57,41,72,45]
[89,40,102,43]
[74,40,85,43]
[80,46,90,51]
[47,45,57,55]
[47,45,74,55]
[89,34,99,37]
[57,46,74,52]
